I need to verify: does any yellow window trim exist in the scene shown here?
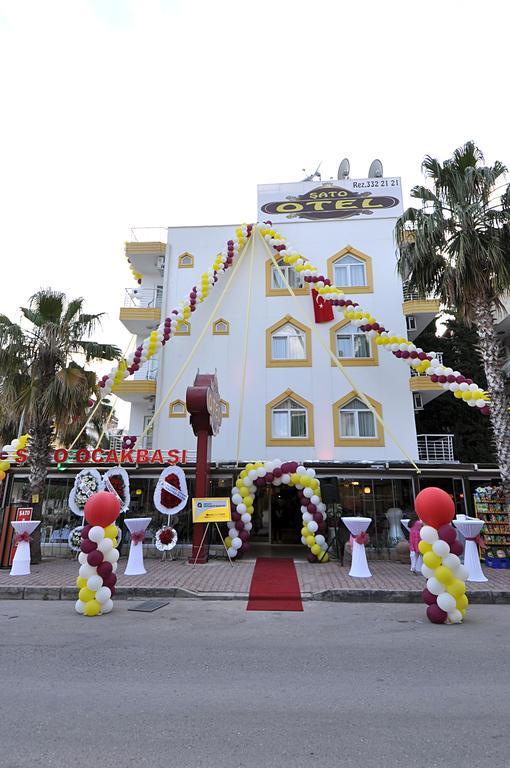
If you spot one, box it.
[169,399,187,418]
[265,257,310,297]
[327,245,374,294]
[220,399,230,417]
[266,314,312,368]
[266,388,315,447]
[212,318,230,335]
[332,391,385,447]
[329,318,379,367]
[178,251,194,268]
[175,320,191,336]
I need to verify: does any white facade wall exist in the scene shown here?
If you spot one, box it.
[128,180,419,463]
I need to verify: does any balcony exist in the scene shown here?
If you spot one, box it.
[125,238,166,279]
[402,282,441,340]
[417,434,455,463]
[119,287,162,335]
[409,352,444,405]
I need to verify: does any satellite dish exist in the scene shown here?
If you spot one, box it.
[337,158,350,180]
[368,159,383,178]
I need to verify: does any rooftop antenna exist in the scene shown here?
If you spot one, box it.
[301,162,322,182]
[368,159,383,178]
[337,158,350,180]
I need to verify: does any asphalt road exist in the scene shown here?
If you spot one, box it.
[0,599,507,768]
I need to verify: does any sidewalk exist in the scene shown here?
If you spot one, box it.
[1,557,510,603]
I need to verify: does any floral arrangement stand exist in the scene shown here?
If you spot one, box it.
[155,525,179,560]
[341,517,372,578]
[453,517,488,582]
[10,520,41,576]
[123,518,152,576]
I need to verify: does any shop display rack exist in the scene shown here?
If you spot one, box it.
[474,487,510,569]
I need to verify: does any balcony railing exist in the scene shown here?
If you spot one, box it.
[410,352,443,376]
[124,287,163,309]
[402,282,438,302]
[417,434,455,462]
[137,361,159,381]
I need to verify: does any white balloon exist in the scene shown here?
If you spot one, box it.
[88,526,105,543]
[302,512,312,523]
[427,577,446,596]
[227,547,238,558]
[314,535,326,546]
[232,494,243,505]
[273,477,282,486]
[272,459,282,468]
[248,470,258,481]
[79,564,96,579]
[442,554,461,571]
[244,522,252,532]
[303,487,313,499]
[300,506,309,515]
[232,537,242,549]
[448,609,463,624]
[307,521,318,533]
[95,586,112,604]
[421,564,436,579]
[437,592,456,613]
[237,503,247,514]
[87,575,103,592]
[297,466,306,475]
[265,461,274,473]
[420,526,439,544]
[317,503,326,514]
[241,513,251,524]
[101,599,114,614]
[75,599,85,614]
[78,552,88,565]
[103,547,119,563]
[111,561,118,573]
[432,540,450,558]
[455,564,469,581]
[98,538,114,554]
[301,536,308,545]
[281,474,290,485]
[243,477,252,487]
[306,468,316,478]
[256,467,266,477]
[310,495,320,506]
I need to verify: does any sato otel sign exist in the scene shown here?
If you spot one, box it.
[258,179,403,223]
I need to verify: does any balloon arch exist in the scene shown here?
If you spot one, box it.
[226,460,329,563]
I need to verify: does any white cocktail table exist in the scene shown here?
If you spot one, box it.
[341,517,372,578]
[400,519,410,533]
[123,517,152,576]
[10,521,41,576]
[386,508,404,545]
[453,518,487,582]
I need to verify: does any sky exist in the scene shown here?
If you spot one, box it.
[1,0,508,427]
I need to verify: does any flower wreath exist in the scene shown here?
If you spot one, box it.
[68,526,84,552]
[69,469,104,517]
[155,526,178,552]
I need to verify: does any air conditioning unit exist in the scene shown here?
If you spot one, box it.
[413,393,424,411]
[156,255,165,271]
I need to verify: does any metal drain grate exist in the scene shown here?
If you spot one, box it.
[127,600,169,613]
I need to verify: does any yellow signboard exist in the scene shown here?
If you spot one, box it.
[192,497,231,523]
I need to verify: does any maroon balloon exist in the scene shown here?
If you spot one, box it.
[438,525,457,545]
[97,561,113,579]
[426,604,448,624]
[307,503,317,514]
[80,539,97,554]
[81,525,92,539]
[239,530,249,542]
[422,588,437,606]
[103,573,117,589]
[87,549,104,567]
[307,553,318,563]
[273,468,282,478]
[235,520,244,531]
[109,586,116,597]
[231,512,241,522]
[240,542,250,553]
[450,539,464,557]
[313,513,323,523]
[265,473,274,483]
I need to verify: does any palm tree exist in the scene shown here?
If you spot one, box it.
[395,142,510,502]
[0,290,121,559]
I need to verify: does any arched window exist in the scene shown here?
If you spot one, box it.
[336,323,370,359]
[266,316,311,367]
[266,389,314,446]
[212,318,229,335]
[220,400,229,417]
[178,252,194,268]
[169,399,187,418]
[327,246,373,293]
[174,320,191,336]
[332,392,384,447]
[265,258,309,296]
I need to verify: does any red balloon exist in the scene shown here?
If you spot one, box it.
[81,525,92,539]
[84,491,120,527]
[426,604,448,624]
[80,539,96,554]
[422,588,437,606]
[103,573,117,589]
[415,487,455,528]
[87,549,104,567]
[97,561,113,579]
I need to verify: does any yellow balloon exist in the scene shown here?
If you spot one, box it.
[301,527,309,538]
[84,599,101,616]
[423,551,442,570]
[104,524,118,539]
[225,537,232,548]
[76,576,87,589]
[79,587,95,603]
[456,594,468,610]
[418,540,432,555]
[0,470,6,481]
[454,390,463,399]
[290,473,299,485]
[435,565,454,585]
[0,460,10,472]
[319,553,329,563]
[447,579,466,598]
[239,487,249,498]
[311,544,321,555]
[306,536,315,547]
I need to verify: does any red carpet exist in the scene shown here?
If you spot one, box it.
[247,558,303,611]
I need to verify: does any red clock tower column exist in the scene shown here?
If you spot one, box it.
[186,373,222,563]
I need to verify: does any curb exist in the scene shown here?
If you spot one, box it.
[1,585,510,604]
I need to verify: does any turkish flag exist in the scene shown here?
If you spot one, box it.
[311,289,334,323]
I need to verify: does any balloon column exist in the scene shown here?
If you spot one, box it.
[415,487,469,624]
[0,434,29,483]
[75,491,120,617]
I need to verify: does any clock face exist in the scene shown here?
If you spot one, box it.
[207,382,222,436]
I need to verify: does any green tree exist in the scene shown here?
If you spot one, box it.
[414,317,496,464]
[0,290,121,560]
[396,142,510,501]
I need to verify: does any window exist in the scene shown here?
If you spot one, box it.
[339,398,376,438]
[178,252,194,268]
[174,320,191,336]
[413,393,424,410]
[265,258,309,296]
[266,389,314,446]
[406,315,417,331]
[212,318,229,335]
[266,316,312,367]
[220,400,229,418]
[327,246,373,294]
[332,391,384,447]
[272,398,307,438]
[169,399,187,418]
[336,323,370,359]
[334,255,366,287]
